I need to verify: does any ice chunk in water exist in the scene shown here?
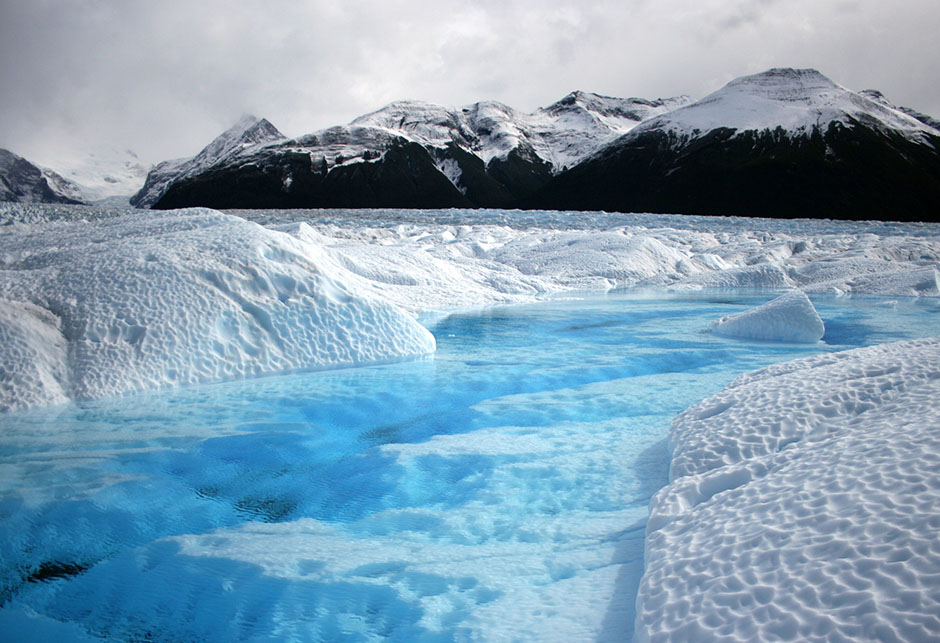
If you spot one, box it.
[711,290,824,343]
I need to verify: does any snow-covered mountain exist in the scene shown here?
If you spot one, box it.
[343,91,689,170]
[631,68,937,143]
[131,115,286,208]
[534,68,940,220]
[135,92,690,210]
[0,148,84,205]
[132,68,940,219]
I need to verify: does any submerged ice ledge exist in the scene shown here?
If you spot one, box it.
[2,204,940,411]
[637,337,940,641]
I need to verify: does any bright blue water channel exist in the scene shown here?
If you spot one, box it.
[1,292,939,641]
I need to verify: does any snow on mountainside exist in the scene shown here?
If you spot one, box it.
[629,68,939,144]
[534,92,691,170]
[534,68,940,221]
[0,148,84,205]
[134,92,689,210]
[344,91,688,170]
[131,116,286,207]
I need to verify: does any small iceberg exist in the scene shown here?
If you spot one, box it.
[711,290,824,343]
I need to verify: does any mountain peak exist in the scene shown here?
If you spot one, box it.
[722,68,841,102]
[739,67,833,83]
[220,115,283,145]
[195,115,284,167]
[632,67,935,142]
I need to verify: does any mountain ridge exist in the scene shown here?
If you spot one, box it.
[138,91,690,210]
[139,68,940,219]
[4,68,939,220]
[530,68,940,220]
[130,115,286,207]
[0,148,84,205]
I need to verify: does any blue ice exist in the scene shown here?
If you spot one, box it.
[0,292,938,641]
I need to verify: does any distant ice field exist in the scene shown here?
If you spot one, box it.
[5,203,940,236]
[2,292,939,642]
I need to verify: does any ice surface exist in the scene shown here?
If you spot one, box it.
[0,299,69,409]
[0,209,434,410]
[638,337,940,641]
[2,203,940,409]
[712,290,825,343]
[2,202,940,639]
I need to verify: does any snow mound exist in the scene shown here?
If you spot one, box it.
[682,263,793,289]
[0,210,434,411]
[637,337,940,642]
[712,290,824,343]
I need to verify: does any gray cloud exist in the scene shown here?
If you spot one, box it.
[1,0,938,169]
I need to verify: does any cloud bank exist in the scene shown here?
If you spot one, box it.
[1,0,938,167]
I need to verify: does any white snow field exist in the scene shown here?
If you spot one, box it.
[631,67,938,145]
[638,337,940,642]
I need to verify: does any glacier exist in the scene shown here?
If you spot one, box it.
[0,208,435,411]
[2,203,940,410]
[1,203,940,641]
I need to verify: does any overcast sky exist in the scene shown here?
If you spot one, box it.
[2,0,939,169]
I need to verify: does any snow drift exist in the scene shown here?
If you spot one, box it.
[0,209,435,411]
[637,337,940,641]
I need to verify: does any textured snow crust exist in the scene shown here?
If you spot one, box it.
[0,209,434,411]
[712,290,825,343]
[637,337,940,642]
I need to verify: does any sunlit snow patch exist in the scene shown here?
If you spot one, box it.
[0,209,435,410]
[711,290,824,343]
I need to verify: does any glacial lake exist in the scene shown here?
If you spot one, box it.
[1,292,938,641]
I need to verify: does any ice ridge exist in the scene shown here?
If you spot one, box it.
[0,210,435,411]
